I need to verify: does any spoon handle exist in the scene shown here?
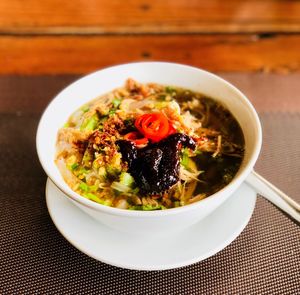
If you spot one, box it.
[246,170,300,223]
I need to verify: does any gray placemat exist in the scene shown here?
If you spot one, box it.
[0,76,299,294]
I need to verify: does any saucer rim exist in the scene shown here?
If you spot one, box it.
[46,178,256,271]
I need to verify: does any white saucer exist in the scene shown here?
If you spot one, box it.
[46,178,256,271]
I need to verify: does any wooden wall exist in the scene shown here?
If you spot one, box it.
[1,0,300,74]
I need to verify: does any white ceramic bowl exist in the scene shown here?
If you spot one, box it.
[37,62,262,235]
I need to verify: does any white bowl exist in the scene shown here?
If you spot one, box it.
[37,62,262,235]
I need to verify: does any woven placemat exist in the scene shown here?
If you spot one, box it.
[0,76,299,294]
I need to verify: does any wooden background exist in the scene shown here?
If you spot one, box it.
[1,0,300,75]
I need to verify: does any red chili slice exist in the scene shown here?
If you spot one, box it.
[135,113,170,142]
[124,131,148,146]
[167,123,177,135]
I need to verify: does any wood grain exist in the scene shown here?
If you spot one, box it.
[1,34,300,74]
[1,0,300,34]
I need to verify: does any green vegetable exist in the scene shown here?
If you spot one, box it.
[99,199,112,206]
[97,115,108,131]
[108,109,116,116]
[82,149,93,168]
[158,94,166,101]
[181,149,197,172]
[63,122,70,128]
[75,167,89,175]
[112,98,121,108]
[129,204,166,211]
[106,165,121,178]
[165,86,176,94]
[81,105,90,113]
[99,115,108,123]
[82,192,111,206]
[131,187,139,194]
[71,163,79,170]
[119,172,135,187]
[142,204,166,211]
[181,150,190,169]
[174,201,180,207]
[106,153,122,177]
[73,167,90,180]
[79,182,89,192]
[154,101,170,109]
[79,181,99,193]
[111,172,135,193]
[195,149,202,155]
[80,113,99,131]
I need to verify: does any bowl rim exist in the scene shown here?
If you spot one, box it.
[36,61,262,217]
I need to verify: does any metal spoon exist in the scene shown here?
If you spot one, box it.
[246,170,300,223]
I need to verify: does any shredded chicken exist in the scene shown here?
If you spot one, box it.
[126,78,150,98]
[212,135,222,158]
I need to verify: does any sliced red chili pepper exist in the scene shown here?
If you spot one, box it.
[135,114,149,131]
[135,113,170,142]
[167,123,177,135]
[124,131,148,146]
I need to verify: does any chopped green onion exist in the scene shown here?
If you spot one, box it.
[80,113,99,131]
[165,86,176,94]
[81,105,90,113]
[129,204,166,211]
[181,151,190,169]
[82,149,93,168]
[112,98,121,108]
[108,109,116,116]
[119,172,135,187]
[195,149,202,155]
[99,115,108,123]
[181,149,197,172]
[158,94,166,101]
[131,187,139,194]
[174,201,180,207]
[154,101,169,109]
[79,182,89,192]
[82,192,111,206]
[71,163,79,170]
[142,204,166,211]
[106,165,121,178]
[110,172,135,193]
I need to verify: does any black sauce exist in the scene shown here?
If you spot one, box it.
[118,133,196,195]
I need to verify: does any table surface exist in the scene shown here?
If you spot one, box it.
[1,74,299,294]
[1,1,300,294]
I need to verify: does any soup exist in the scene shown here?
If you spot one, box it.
[56,79,244,210]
